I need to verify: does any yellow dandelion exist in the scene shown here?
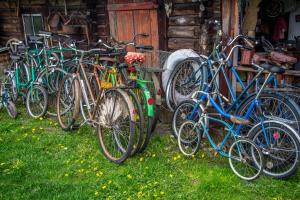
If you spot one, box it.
[102,185,107,190]
[127,174,132,179]
[108,180,112,184]
[32,128,36,132]
[201,153,205,158]
[137,191,143,199]
[106,196,112,200]
[139,157,144,162]
[127,198,131,200]
[173,156,177,161]
[96,171,103,177]
[160,191,165,195]
[95,191,99,196]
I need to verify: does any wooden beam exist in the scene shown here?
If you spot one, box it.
[107,2,158,11]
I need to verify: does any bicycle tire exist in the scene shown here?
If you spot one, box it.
[127,89,144,155]
[177,120,202,156]
[25,84,48,118]
[134,87,154,153]
[6,100,17,119]
[97,89,135,164]
[37,66,68,116]
[248,121,300,179]
[172,99,202,138]
[229,138,264,181]
[236,92,300,135]
[56,73,81,131]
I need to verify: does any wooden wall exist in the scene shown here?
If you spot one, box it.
[167,0,221,55]
[0,0,109,46]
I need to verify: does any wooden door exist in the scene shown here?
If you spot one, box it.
[107,1,159,67]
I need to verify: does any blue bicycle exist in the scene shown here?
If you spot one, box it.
[172,35,300,138]
[177,57,300,179]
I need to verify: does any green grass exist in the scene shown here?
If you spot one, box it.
[0,109,300,200]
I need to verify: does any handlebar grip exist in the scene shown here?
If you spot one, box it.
[135,45,153,50]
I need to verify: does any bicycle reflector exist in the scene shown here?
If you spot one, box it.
[157,88,162,95]
[273,132,280,140]
[147,98,154,104]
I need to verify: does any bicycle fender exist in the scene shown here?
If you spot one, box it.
[144,89,154,117]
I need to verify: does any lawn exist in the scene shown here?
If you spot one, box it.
[0,109,300,200]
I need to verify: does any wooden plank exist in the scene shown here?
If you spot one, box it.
[133,9,152,65]
[168,38,198,50]
[173,0,208,3]
[115,10,134,46]
[169,16,200,26]
[0,2,17,8]
[108,11,117,40]
[107,2,158,11]
[149,9,159,67]
[168,26,199,38]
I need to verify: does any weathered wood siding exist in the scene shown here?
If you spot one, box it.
[167,0,221,55]
[0,0,109,46]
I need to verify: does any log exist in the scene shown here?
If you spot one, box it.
[168,26,200,38]
[169,16,200,26]
[168,38,198,50]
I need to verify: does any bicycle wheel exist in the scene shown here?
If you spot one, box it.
[236,92,300,135]
[3,72,18,102]
[134,87,154,153]
[166,57,207,111]
[248,121,300,179]
[6,100,17,119]
[26,84,48,118]
[127,89,144,155]
[37,67,68,116]
[57,74,81,131]
[178,120,202,156]
[97,89,135,164]
[229,138,264,181]
[172,100,202,138]
[148,73,161,133]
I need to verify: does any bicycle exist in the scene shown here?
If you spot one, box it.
[56,47,136,163]
[178,59,300,179]
[172,34,300,139]
[101,35,164,152]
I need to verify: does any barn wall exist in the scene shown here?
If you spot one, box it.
[0,0,109,46]
[167,0,221,55]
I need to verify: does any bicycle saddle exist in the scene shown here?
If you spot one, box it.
[125,52,145,64]
[260,63,285,74]
[230,115,250,125]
